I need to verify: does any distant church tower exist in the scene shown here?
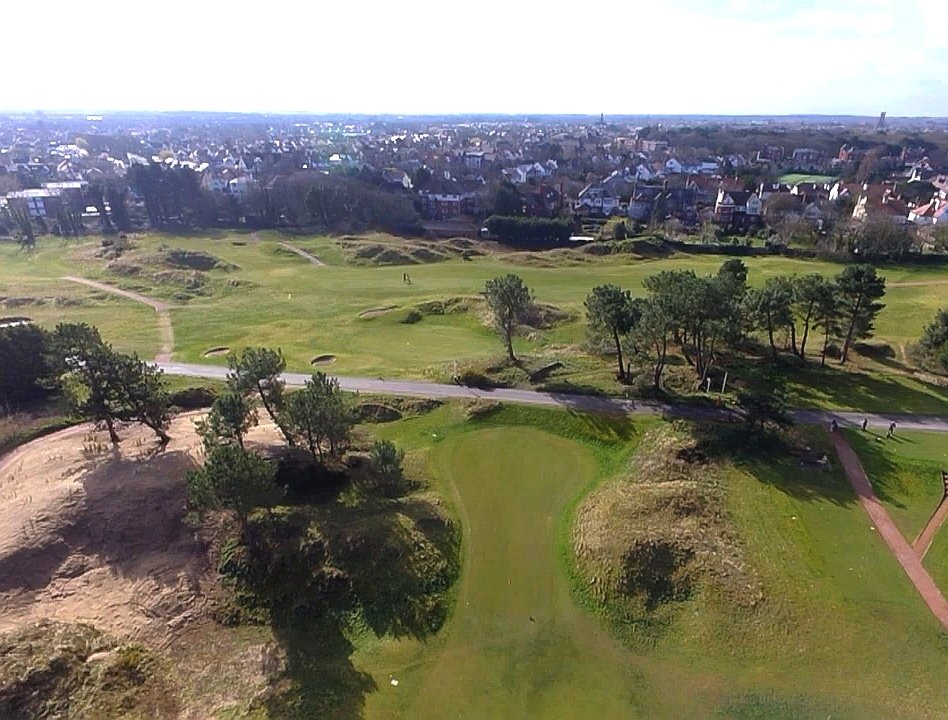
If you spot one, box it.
[876,111,887,134]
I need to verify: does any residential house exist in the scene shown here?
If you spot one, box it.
[829,181,862,203]
[639,139,669,154]
[791,148,823,171]
[627,184,665,222]
[714,188,762,229]
[628,184,697,224]
[382,168,412,190]
[502,162,549,185]
[838,144,865,164]
[5,188,64,219]
[757,182,791,202]
[901,146,928,166]
[852,184,909,224]
[575,183,620,216]
[932,175,948,200]
[908,198,948,225]
[227,176,257,201]
[523,184,562,217]
[756,145,784,163]
[790,182,830,202]
[687,175,742,208]
[417,190,481,220]
[463,151,485,170]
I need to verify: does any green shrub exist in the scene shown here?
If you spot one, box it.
[402,309,424,324]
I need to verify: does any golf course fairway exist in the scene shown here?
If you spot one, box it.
[360,427,653,719]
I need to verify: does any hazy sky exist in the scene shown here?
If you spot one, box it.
[4,0,945,116]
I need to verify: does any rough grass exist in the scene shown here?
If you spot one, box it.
[0,620,178,719]
[0,398,76,457]
[573,423,762,643]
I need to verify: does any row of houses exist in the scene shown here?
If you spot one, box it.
[573,175,948,230]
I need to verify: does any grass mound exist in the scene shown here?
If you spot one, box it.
[521,301,573,330]
[164,248,236,272]
[0,620,177,720]
[340,236,484,266]
[415,296,476,316]
[100,245,239,301]
[573,423,761,641]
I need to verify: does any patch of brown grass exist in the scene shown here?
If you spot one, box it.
[0,619,178,720]
[573,423,762,638]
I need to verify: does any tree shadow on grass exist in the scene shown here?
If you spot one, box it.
[841,428,914,509]
[471,402,639,444]
[259,619,377,720]
[738,451,858,507]
[678,419,859,507]
[744,361,948,415]
[231,492,458,718]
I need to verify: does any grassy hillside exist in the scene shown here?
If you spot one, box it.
[569,420,948,719]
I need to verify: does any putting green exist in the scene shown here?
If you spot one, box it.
[359,427,653,719]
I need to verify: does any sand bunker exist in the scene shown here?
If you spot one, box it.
[311,354,337,365]
[0,316,33,328]
[358,305,398,319]
[0,414,286,644]
[203,346,230,357]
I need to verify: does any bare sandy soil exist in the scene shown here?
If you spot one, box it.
[0,412,281,645]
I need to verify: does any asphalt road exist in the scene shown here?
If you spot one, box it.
[158,361,948,433]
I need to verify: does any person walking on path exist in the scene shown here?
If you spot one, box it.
[862,418,869,432]
[887,421,897,438]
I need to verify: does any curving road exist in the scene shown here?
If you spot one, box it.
[157,361,948,433]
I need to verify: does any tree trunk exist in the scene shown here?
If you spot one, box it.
[105,417,120,444]
[839,294,863,364]
[789,322,798,356]
[799,316,811,358]
[839,317,856,363]
[653,353,666,389]
[821,328,830,367]
[767,318,777,364]
[257,381,294,446]
[613,328,625,381]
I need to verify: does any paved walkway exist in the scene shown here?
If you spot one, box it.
[63,276,174,363]
[157,361,948,432]
[278,242,324,266]
[828,431,948,630]
[914,499,948,559]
